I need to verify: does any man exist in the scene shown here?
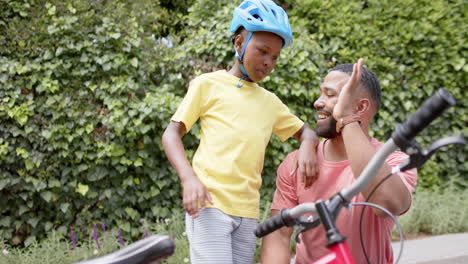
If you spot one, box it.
[260,59,417,264]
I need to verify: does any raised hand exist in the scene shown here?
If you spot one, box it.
[332,58,364,121]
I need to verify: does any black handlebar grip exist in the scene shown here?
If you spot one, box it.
[255,209,292,238]
[392,88,455,144]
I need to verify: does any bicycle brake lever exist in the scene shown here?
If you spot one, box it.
[398,135,466,172]
[294,216,321,244]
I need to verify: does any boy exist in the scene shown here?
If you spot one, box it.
[162,1,319,263]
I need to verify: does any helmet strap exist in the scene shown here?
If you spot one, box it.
[235,31,253,86]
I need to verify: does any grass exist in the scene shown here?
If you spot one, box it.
[1,187,466,264]
[394,185,468,237]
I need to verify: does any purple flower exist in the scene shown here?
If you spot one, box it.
[144,228,149,238]
[93,224,101,250]
[117,229,125,246]
[101,223,107,233]
[71,230,76,249]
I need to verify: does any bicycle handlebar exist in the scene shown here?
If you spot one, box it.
[392,88,455,149]
[255,88,456,238]
[74,234,175,264]
[254,208,295,237]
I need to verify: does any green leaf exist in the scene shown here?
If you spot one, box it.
[40,191,53,202]
[130,58,138,68]
[16,148,29,159]
[111,145,126,157]
[110,33,121,39]
[134,158,143,167]
[0,216,11,227]
[125,207,138,219]
[24,235,36,247]
[85,123,94,134]
[25,159,34,170]
[0,179,8,190]
[19,205,28,215]
[44,222,53,231]
[76,183,89,196]
[60,203,70,213]
[27,218,39,228]
[47,4,56,15]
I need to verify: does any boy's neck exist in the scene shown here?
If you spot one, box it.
[228,62,253,82]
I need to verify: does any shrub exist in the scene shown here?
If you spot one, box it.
[0,0,466,245]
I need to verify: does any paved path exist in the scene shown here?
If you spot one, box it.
[391,233,468,264]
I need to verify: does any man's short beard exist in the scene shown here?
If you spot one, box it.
[316,118,339,139]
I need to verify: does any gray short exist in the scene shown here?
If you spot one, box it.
[185,208,258,264]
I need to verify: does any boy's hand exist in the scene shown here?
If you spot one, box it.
[296,140,319,187]
[182,174,213,218]
[293,126,320,188]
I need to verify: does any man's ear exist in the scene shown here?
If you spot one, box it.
[356,98,371,115]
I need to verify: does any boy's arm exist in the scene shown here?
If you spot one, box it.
[293,125,320,187]
[260,209,294,264]
[162,121,212,217]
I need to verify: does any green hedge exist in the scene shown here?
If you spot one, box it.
[0,0,466,245]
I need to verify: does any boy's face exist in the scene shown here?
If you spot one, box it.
[241,31,282,82]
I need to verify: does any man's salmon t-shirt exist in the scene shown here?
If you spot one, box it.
[271,139,417,264]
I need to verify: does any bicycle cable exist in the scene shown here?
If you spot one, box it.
[357,172,397,264]
[352,201,404,264]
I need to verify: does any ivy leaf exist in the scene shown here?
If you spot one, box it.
[125,207,138,220]
[0,216,11,227]
[130,58,138,68]
[111,145,126,157]
[40,191,53,202]
[44,222,53,231]
[0,179,8,190]
[27,218,39,228]
[24,236,36,247]
[60,203,70,213]
[134,158,143,167]
[16,147,29,159]
[110,33,121,39]
[76,183,89,196]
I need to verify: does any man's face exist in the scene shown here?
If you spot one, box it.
[241,31,282,82]
[313,71,350,138]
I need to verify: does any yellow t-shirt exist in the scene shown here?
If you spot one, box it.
[172,70,304,219]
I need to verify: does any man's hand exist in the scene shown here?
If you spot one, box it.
[182,174,213,218]
[294,126,320,188]
[333,58,364,121]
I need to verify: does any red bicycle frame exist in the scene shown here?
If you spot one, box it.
[313,242,355,264]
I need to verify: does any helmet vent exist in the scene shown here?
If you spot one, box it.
[253,14,263,21]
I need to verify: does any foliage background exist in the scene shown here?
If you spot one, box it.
[0,0,466,246]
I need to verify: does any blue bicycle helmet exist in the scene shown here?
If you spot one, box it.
[229,0,293,86]
[230,0,293,48]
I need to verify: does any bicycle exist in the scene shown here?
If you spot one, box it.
[73,234,175,264]
[255,88,466,264]
[74,88,464,264]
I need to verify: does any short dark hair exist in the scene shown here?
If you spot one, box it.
[231,27,245,45]
[330,63,382,111]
